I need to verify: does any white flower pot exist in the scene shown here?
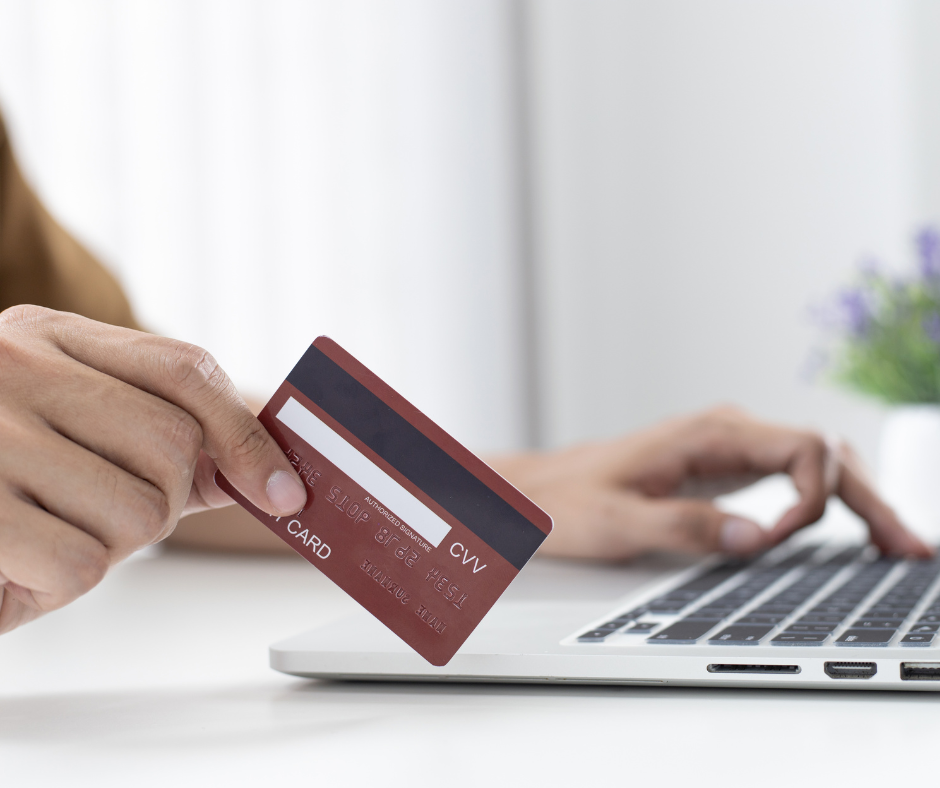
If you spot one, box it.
[879,405,940,542]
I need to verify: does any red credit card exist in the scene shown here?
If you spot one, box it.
[216,337,553,666]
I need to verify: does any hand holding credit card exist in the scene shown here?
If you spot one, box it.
[216,337,552,665]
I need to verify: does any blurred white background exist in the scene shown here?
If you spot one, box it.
[0,0,937,462]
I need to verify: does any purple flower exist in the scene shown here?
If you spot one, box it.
[808,285,876,337]
[917,227,940,279]
[924,313,940,343]
[836,287,874,337]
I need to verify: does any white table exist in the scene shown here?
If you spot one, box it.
[2,481,938,787]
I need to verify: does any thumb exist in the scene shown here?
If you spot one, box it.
[641,497,770,556]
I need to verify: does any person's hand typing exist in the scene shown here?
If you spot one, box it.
[490,406,932,561]
[0,306,308,633]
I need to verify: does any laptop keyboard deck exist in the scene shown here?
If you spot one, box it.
[577,545,940,649]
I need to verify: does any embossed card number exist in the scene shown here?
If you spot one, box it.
[216,336,553,666]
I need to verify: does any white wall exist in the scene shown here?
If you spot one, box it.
[910,0,940,224]
[526,0,920,463]
[0,0,528,453]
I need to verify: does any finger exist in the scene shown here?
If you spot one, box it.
[0,492,109,613]
[632,497,770,556]
[612,408,834,511]
[16,354,199,522]
[0,586,44,635]
[33,309,307,516]
[683,413,832,534]
[0,417,174,560]
[821,433,842,496]
[767,435,829,544]
[551,490,770,560]
[836,447,933,558]
[185,450,232,513]
[674,472,765,500]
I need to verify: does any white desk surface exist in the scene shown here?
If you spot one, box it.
[2,482,939,787]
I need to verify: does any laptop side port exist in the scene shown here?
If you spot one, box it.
[824,662,877,679]
[707,664,800,675]
[900,662,940,681]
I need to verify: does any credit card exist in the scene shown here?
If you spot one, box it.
[216,336,553,666]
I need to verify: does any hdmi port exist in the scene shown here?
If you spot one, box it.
[901,662,940,681]
[707,664,800,675]
[825,661,877,679]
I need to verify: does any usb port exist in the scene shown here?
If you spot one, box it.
[900,662,940,681]
[825,662,877,679]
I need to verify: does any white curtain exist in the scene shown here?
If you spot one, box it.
[0,0,530,453]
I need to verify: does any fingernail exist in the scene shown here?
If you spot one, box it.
[720,517,765,554]
[0,570,7,585]
[266,470,308,515]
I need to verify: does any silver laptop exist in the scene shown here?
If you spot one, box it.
[269,539,940,690]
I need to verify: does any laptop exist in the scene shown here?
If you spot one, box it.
[269,537,940,690]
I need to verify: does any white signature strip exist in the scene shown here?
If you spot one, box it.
[276,396,453,547]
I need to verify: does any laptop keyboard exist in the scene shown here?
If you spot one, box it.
[577,545,940,648]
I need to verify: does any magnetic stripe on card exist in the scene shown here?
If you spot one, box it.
[286,345,547,569]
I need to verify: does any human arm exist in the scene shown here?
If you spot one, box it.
[488,406,932,561]
[0,306,309,633]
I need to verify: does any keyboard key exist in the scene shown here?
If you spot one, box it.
[901,633,936,646]
[690,607,737,619]
[734,614,787,625]
[624,622,658,634]
[708,596,747,609]
[668,589,709,601]
[708,625,774,644]
[851,619,902,629]
[647,620,722,643]
[785,623,838,633]
[719,588,758,599]
[660,562,749,599]
[825,546,867,564]
[646,601,687,613]
[882,594,924,603]
[810,604,856,615]
[860,609,908,619]
[771,632,829,645]
[776,545,824,566]
[608,618,637,628]
[578,630,612,642]
[797,614,846,623]
[776,592,812,602]
[908,623,940,633]
[592,621,624,633]
[836,629,896,645]
[823,597,864,607]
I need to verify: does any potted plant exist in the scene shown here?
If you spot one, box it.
[813,228,940,539]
